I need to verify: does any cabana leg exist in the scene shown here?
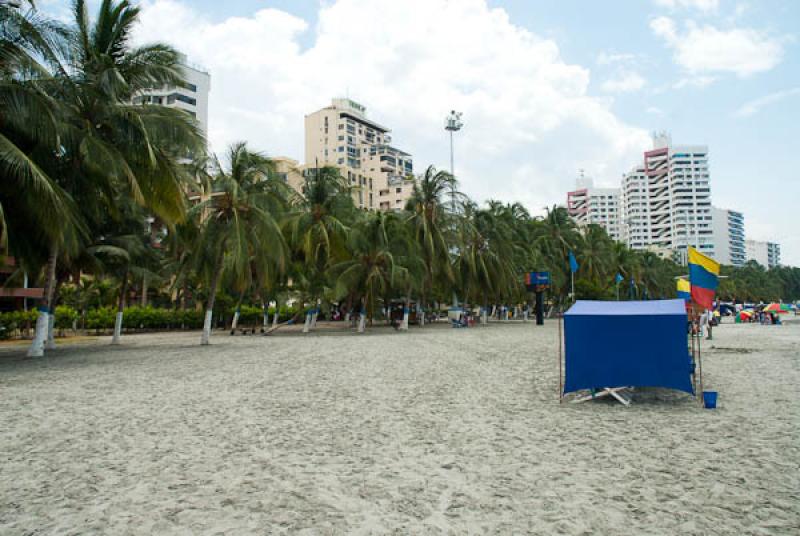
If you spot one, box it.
[572,387,633,406]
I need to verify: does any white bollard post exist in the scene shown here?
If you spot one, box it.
[400,306,409,331]
[358,310,366,333]
[302,311,311,333]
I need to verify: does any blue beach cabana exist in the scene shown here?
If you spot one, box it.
[562,299,693,404]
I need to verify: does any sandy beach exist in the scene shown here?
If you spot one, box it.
[1,319,798,534]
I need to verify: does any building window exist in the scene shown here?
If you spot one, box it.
[396,187,401,194]
[181,82,197,92]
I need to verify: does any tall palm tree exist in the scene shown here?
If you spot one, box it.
[21,0,203,356]
[535,205,579,305]
[578,224,613,284]
[283,165,353,322]
[406,165,457,321]
[190,142,287,345]
[0,2,80,278]
[330,211,407,330]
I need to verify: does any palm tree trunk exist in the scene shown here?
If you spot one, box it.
[302,305,312,333]
[358,300,367,333]
[112,272,128,345]
[231,290,244,335]
[181,280,190,310]
[28,243,58,357]
[141,274,148,307]
[311,299,319,329]
[400,294,410,331]
[201,251,224,345]
[45,278,63,350]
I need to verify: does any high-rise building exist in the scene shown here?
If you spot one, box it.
[711,207,746,266]
[622,133,714,262]
[272,157,305,193]
[133,54,211,136]
[566,175,623,241]
[304,98,415,211]
[745,240,781,268]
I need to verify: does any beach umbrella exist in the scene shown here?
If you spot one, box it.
[763,303,790,314]
[736,310,753,322]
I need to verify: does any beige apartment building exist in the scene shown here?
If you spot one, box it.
[272,156,305,195]
[305,98,416,211]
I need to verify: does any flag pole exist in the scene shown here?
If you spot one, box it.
[697,307,704,406]
[570,271,575,303]
[558,307,563,403]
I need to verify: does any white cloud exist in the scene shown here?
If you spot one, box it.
[651,16,785,77]
[646,106,665,116]
[654,0,719,12]
[735,87,800,118]
[600,71,647,93]
[596,52,637,66]
[672,75,716,89]
[131,0,650,212]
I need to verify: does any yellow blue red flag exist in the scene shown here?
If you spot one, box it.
[677,278,690,301]
[688,247,719,309]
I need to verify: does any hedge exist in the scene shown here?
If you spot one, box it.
[0,304,302,339]
[0,306,79,339]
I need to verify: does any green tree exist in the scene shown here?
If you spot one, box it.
[190,142,287,345]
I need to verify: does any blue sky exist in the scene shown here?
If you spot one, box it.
[40,0,800,264]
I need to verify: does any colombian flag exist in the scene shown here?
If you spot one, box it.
[688,247,719,309]
[677,278,691,301]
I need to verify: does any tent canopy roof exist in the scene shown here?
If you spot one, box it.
[565,299,686,317]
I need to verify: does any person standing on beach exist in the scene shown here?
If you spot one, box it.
[698,309,708,338]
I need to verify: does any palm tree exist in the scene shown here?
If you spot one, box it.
[20,0,203,356]
[578,224,613,285]
[535,205,579,306]
[406,165,457,322]
[190,142,287,345]
[330,211,407,331]
[283,165,353,326]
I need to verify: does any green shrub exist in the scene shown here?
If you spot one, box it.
[86,306,115,330]
[54,305,79,329]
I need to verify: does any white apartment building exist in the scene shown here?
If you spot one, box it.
[622,133,714,263]
[133,54,211,136]
[566,176,623,241]
[305,98,415,211]
[711,207,746,266]
[746,240,781,268]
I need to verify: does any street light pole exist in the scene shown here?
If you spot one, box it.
[445,110,463,211]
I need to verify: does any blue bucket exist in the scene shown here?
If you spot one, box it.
[702,391,717,409]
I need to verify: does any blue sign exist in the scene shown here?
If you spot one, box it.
[526,271,551,289]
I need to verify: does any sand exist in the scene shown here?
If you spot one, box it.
[1,319,798,534]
